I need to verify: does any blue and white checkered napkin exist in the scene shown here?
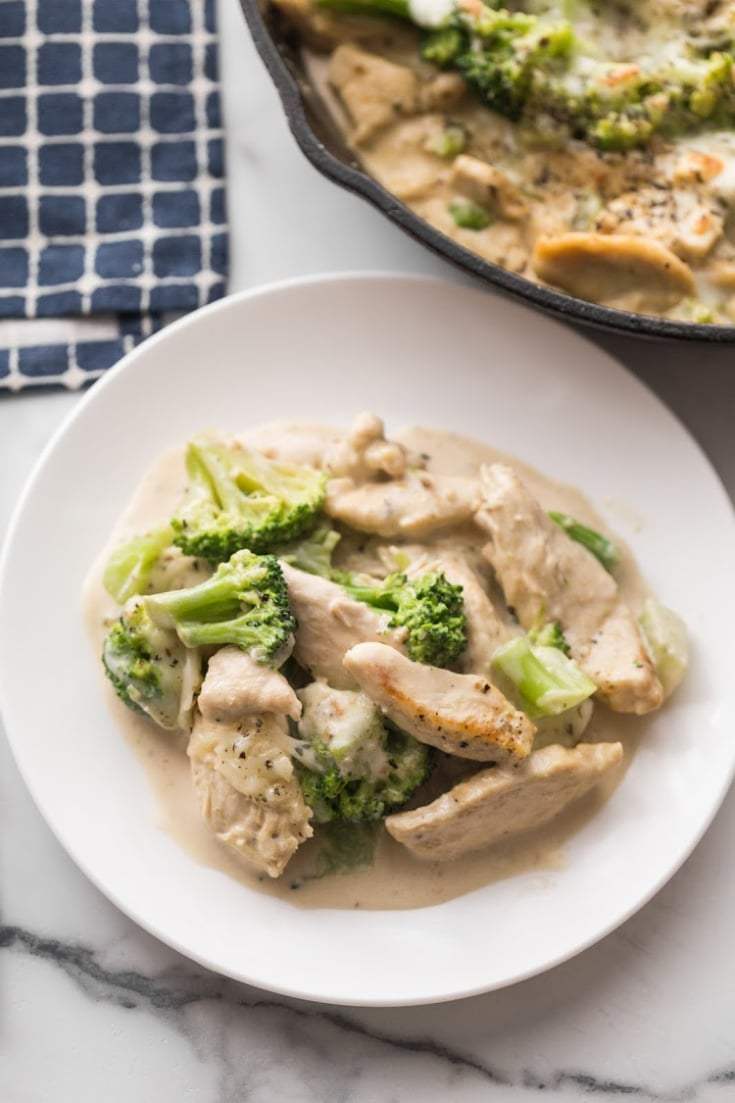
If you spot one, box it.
[0,0,227,391]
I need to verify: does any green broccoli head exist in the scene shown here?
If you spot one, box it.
[171,437,326,562]
[102,599,199,730]
[421,25,466,68]
[293,683,430,823]
[456,10,574,121]
[145,549,296,666]
[344,570,467,668]
[273,521,467,668]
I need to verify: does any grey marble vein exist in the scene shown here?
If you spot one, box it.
[3,923,729,1101]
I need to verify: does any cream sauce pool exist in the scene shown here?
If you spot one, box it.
[83,422,649,910]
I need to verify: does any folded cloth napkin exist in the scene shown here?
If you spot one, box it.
[0,0,227,391]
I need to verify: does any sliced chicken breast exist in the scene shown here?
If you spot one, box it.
[326,471,479,538]
[280,563,404,689]
[385,741,623,860]
[188,712,312,878]
[198,645,302,723]
[583,603,662,714]
[343,641,535,763]
[322,412,479,537]
[476,464,662,714]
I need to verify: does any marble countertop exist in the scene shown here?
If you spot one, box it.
[2,2,735,1099]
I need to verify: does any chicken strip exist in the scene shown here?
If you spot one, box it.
[198,645,301,723]
[343,642,534,763]
[329,45,418,145]
[188,712,312,878]
[476,464,662,714]
[326,472,479,539]
[385,742,623,860]
[324,413,479,538]
[280,562,404,690]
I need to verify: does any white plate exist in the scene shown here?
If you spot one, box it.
[1,274,733,1006]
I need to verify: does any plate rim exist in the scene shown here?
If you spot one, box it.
[2,271,734,1007]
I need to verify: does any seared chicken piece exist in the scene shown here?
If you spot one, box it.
[280,562,404,689]
[581,603,662,713]
[386,741,623,860]
[324,414,479,538]
[478,465,618,635]
[324,412,410,481]
[450,155,527,221]
[198,646,301,723]
[532,232,695,313]
[343,642,535,763]
[329,45,418,145]
[188,712,312,878]
[476,464,662,714]
[327,471,479,538]
[359,116,453,204]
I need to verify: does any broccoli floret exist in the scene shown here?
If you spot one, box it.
[454,9,573,119]
[275,523,467,667]
[548,511,618,572]
[171,437,326,562]
[343,570,467,667]
[102,599,199,730]
[422,26,466,68]
[145,549,295,666]
[294,683,430,823]
[492,634,596,719]
[277,522,341,578]
[103,525,175,604]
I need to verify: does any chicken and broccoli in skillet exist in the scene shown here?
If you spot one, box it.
[271,0,735,322]
[89,414,687,891]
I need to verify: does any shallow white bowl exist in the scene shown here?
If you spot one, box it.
[1,274,733,1006]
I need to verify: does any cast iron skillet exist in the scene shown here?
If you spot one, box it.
[240,0,735,342]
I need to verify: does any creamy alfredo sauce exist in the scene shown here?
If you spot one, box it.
[83,423,649,910]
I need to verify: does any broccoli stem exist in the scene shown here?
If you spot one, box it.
[147,570,247,626]
[186,441,243,512]
[103,525,174,604]
[548,511,618,572]
[340,580,398,610]
[492,635,596,718]
[638,597,688,698]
